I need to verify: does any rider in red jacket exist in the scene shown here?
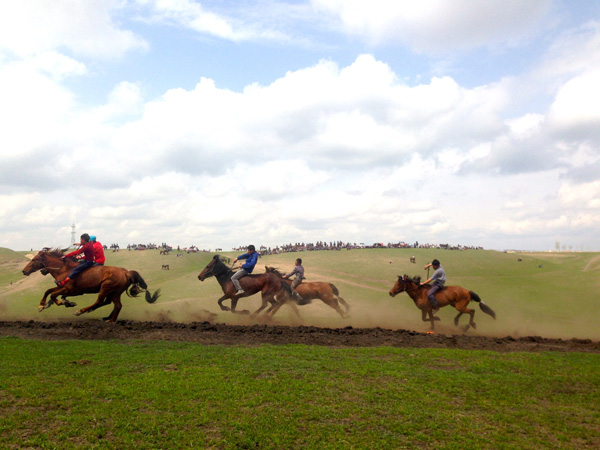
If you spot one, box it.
[57,233,95,286]
[91,235,105,265]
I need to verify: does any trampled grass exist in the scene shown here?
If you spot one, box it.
[1,338,599,449]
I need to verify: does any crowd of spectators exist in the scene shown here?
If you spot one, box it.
[233,241,483,255]
[109,241,482,255]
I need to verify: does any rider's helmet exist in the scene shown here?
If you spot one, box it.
[90,235,96,242]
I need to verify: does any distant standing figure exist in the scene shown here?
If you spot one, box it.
[421,259,446,314]
[231,245,258,295]
[284,258,305,301]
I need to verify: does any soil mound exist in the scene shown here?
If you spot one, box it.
[1,320,598,353]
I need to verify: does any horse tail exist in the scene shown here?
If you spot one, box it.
[330,283,350,314]
[469,291,496,319]
[126,270,160,304]
[145,288,161,304]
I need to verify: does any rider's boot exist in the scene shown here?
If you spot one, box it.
[56,277,70,287]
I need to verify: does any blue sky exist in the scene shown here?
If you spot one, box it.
[1,0,600,252]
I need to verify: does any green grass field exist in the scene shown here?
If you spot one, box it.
[1,246,599,339]
[1,339,599,449]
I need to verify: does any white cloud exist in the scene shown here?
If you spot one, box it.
[1,2,600,252]
[312,0,551,53]
[0,0,147,59]
[547,70,600,139]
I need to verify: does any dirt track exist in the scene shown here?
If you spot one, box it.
[1,320,598,353]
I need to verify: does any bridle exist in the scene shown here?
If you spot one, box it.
[35,254,64,272]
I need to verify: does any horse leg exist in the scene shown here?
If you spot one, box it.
[104,294,122,322]
[75,287,110,316]
[421,309,436,330]
[39,287,58,311]
[250,294,270,317]
[230,296,250,315]
[217,294,231,312]
[336,295,351,318]
[454,300,475,331]
[45,288,69,311]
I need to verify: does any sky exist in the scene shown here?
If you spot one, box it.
[1,0,600,252]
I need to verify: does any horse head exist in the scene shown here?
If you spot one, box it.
[22,251,45,276]
[198,254,222,281]
[389,275,409,297]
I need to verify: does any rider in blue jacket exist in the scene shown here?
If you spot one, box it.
[231,245,258,295]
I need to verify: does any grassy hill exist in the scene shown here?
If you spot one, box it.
[1,247,599,340]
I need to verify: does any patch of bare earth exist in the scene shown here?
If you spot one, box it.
[0,320,598,353]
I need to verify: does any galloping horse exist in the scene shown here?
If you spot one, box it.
[198,255,296,317]
[22,249,160,322]
[389,274,496,331]
[265,266,350,318]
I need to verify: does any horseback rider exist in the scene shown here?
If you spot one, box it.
[284,258,305,301]
[231,245,258,295]
[56,233,95,286]
[90,235,105,265]
[421,259,446,314]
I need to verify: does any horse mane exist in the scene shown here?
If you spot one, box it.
[45,248,65,259]
[403,275,427,287]
[213,255,233,276]
[264,266,284,277]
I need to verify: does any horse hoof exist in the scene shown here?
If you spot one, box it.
[64,301,77,308]
[471,323,477,329]
[38,306,45,312]
[74,310,83,316]
[462,325,470,332]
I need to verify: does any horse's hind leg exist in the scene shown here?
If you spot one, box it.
[75,287,110,316]
[323,298,347,319]
[104,294,122,322]
[336,296,351,318]
[454,300,476,331]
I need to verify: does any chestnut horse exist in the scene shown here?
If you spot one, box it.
[389,274,496,331]
[264,266,350,318]
[198,255,296,317]
[22,249,160,322]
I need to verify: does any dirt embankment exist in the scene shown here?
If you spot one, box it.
[0,320,598,353]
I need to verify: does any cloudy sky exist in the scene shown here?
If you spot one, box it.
[1,0,599,252]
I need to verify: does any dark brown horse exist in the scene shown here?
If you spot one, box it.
[198,255,296,317]
[22,249,160,322]
[389,274,496,331]
[264,266,350,318]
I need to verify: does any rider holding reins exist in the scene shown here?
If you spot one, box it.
[283,258,305,301]
[421,259,446,314]
[56,233,95,286]
[231,245,258,295]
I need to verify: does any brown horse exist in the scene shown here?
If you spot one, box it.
[198,255,296,317]
[389,274,496,331]
[22,249,160,322]
[264,266,350,318]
